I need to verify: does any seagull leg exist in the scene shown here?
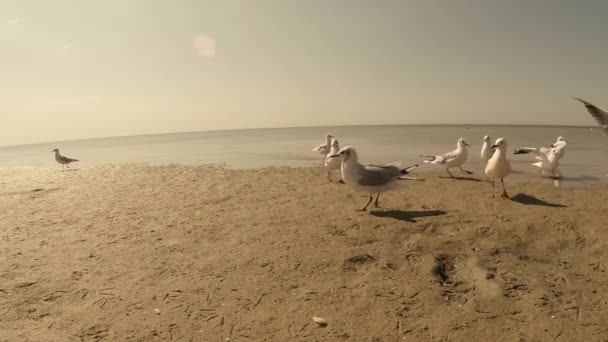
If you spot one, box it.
[447,168,455,178]
[358,195,373,212]
[491,179,495,198]
[373,193,381,208]
[459,166,473,175]
[500,178,509,198]
[327,171,332,182]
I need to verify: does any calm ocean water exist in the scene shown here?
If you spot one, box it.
[1,125,606,183]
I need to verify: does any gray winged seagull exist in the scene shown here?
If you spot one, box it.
[328,146,420,211]
[421,138,472,177]
[51,148,79,170]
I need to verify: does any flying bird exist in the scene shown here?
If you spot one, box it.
[573,97,608,135]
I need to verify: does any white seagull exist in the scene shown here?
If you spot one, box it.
[573,97,608,135]
[324,138,341,181]
[514,138,567,178]
[484,138,512,198]
[312,134,334,157]
[480,135,493,164]
[421,138,472,177]
[327,146,419,211]
[52,148,79,170]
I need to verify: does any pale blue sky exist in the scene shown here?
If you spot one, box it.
[1,0,607,146]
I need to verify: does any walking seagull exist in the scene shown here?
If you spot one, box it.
[327,146,419,211]
[51,148,79,170]
[485,138,512,198]
[324,138,341,181]
[573,97,608,135]
[312,134,334,157]
[480,135,493,165]
[421,138,472,177]
[514,138,567,178]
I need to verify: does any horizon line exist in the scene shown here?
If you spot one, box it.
[0,123,597,149]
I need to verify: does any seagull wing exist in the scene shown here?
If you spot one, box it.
[357,165,400,186]
[514,147,549,163]
[312,144,329,153]
[573,97,608,128]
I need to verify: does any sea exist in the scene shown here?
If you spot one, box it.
[1,125,606,184]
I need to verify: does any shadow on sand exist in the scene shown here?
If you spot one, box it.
[370,210,447,222]
[439,176,482,182]
[60,168,81,172]
[510,193,566,208]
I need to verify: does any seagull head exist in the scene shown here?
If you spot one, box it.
[458,138,471,148]
[51,148,59,153]
[331,138,340,148]
[491,137,507,150]
[327,146,357,162]
[483,135,490,142]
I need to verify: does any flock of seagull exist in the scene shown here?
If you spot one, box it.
[312,97,608,211]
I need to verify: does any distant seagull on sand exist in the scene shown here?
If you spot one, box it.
[324,138,341,181]
[328,146,419,211]
[485,138,512,198]
[573,97,608,135]
[52,148,79,170]
[421,138,472,177]
[312,134,334,158]
[514,138,567,178]
[480,135,493,164]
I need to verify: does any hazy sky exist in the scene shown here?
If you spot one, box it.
[2,0,608,146]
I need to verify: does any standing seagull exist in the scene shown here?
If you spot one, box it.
[52,148,79,170]
[573,97,608,135]
[480,135,493,165]
[421,138,472,177]
[312,134,334,158]
[327,146,419,211]
[324,138,341,181]
[485,138,512,198]
[514,139,567,178]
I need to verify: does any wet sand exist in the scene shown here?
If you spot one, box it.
[1,164,607,341]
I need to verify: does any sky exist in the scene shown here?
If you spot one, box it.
[1,0,608,146]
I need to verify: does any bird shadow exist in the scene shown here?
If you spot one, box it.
[510,193,566,208]
[439,176,482,182]
[370,210,447,222]
[60,168,81,172]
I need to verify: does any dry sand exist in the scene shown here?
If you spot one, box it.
[1,164,607,341]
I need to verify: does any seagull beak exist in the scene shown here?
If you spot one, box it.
[463,141,471,147]
[327,154,339,159]
[491,144,498,149]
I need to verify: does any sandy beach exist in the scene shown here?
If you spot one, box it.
[1,164,607,341]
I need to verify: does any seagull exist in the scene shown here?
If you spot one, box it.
[312,134,334,158]
[480,135,493,165]
[327,146,419,211]
[514,138,567,178]
[421,138,472,177]
[573,97,608,135]
[51,148,79,170]
[324,138,341,181]
[484,138,512,198]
